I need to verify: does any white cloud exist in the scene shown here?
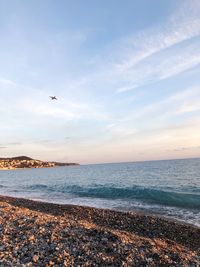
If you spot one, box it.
[116,86,200,129]
[168,86,200,101]
[158,50,200,80]
[105,123,137,137]
[0,77,16,86]
[127,1,199,64]
[114,41,200,92]
[106,0,200,93]
[10,87,109,122]
[174,100,200,114]
[74,0,200,97]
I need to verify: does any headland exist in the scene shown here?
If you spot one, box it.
[0,156,79,170]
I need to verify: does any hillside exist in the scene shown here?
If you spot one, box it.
[0,156,79,170]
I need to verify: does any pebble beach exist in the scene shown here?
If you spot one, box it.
[0,195,200,266]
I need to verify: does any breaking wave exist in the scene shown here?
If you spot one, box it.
[24,184,200,209]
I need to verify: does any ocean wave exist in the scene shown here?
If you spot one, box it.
[24,184,200,209]
[27,184,49,190]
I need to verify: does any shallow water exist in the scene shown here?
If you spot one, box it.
[0,158,200,226]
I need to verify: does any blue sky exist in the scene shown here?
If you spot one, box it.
[0,0,200,164]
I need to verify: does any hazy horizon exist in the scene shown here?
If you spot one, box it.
[1,0,200,164]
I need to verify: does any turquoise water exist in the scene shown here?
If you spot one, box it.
[0,158,200,226]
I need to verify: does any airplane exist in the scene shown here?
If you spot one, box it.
[49,96,58,100]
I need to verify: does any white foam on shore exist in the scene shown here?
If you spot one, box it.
[1,186,200,227]
[18,194,200,228]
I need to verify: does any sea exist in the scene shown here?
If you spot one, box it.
[0,158,200,227]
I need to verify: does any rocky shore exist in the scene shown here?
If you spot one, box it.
[0,156,79,170]
[0,195,199,266]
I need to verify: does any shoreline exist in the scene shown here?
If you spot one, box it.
[0,195,199,266]
[4,193,200,229]
[0,166,57,171]
[0,165,78,171]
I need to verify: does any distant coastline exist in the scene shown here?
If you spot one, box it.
[0,156,79,170]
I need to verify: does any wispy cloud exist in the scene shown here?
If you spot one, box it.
[105,123,137,138]
[155,46,200,81]
[116,45,200,93]
[122,86,200,122]
[103,0,200,93]
[174,100,200,115]
[1,84,109,122]
[116,6,200,73]
[0,77,16,86]
[76,0,200,95]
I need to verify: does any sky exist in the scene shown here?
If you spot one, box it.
[0,0,200,164]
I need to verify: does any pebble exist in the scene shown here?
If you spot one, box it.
[0,195,199,267]
[32,254,39,262]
